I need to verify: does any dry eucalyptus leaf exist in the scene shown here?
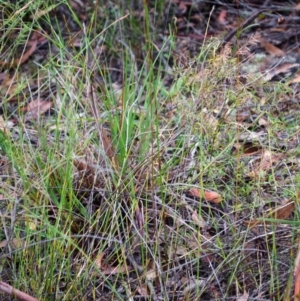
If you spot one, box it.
[188,188,222,204]
[24,99,52,120]
[264,63,299,81]
[271,200,295,220]
[259,39,285,57]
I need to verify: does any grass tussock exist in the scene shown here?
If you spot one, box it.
[0,1,300,300]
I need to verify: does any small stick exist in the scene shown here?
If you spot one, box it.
[221,9,267,47]
[0,281,39,301]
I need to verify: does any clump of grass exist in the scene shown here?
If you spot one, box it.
[0,1,299,300]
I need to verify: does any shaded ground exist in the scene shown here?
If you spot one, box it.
[0,1,300,300]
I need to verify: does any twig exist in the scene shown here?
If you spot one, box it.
[0,281,39,301]
[221,9,267,48]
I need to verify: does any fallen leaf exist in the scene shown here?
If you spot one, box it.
[247,150,283,178]
[264,63,299,81]
[258,116,269,128]
[94,252,105,269]
[204,190,222,203]
[188,188,222,203]
[232,142,262,157]
[94,252,133,275]
[0,40,37,68]
[218,10,227,24]
[271,200,295,220]
[100,128,115,159]
[287,72,300,85]
[145,269,157,280]
[191,210,206,227]
[237,291,249,301]
[188,188,202,198]
[24,99,52,120]
[182,201,208,228]
[260,39,285,56]
[137,285,149,297]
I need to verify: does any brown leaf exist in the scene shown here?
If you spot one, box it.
[258,116,269,128]
[204,190,222,203]
[259,39,285,56]
[94,252,105,269]
[188,188,222,203]
[232,142,262,157]
[247,150,283,178]
[137,285,149,297]
[218,10,227,24]
[188,188,202,198]
[288,72,300,84]
[191,210,207,227]
[264,63,299,81]
[271,200,295,220]
[244,198,295,230]
[100,128,115,159]
[73,158,103,189]
[94,252,133,275]
[237,291,249,301]
[145,269,157,280]
[0,40,37,68]
[24,99,52,120]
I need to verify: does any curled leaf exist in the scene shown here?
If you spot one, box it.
[188,188,222,204]
[204,190,222,203]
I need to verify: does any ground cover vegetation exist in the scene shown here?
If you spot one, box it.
[0,0,300,300]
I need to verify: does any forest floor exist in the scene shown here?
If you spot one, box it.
[0,1,300,300]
